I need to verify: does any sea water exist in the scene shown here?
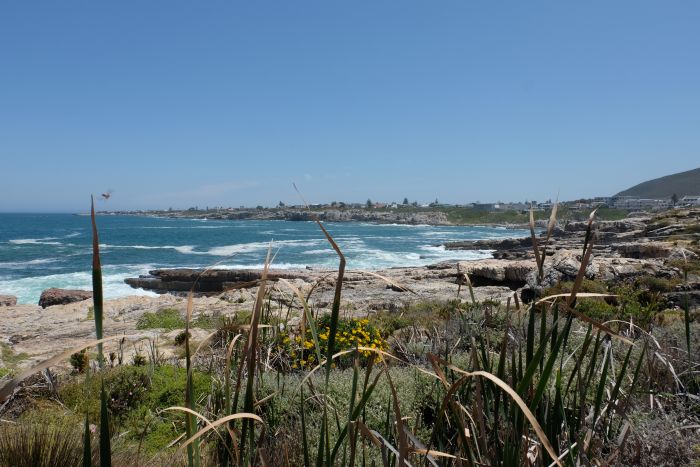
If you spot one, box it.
[0,213,528,304]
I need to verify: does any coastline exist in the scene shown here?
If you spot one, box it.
[1,209,699,370]
[107,205,618,228]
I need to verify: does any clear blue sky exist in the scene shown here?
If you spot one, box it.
[1,1,698,212]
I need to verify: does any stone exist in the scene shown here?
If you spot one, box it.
[0,295,17,307]
[38,288,93,308]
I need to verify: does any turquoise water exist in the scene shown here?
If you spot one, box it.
[0,214,528,304]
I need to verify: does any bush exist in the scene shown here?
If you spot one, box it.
[136,308,184,331]
[173,330,190,346]
[59,365,212,455]
[274,316,388,369]
[69,350,89,373]
[132,353,147,366]
[635,276,679,293]
[545,278,609,296]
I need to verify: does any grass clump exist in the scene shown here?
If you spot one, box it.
[136,308,184,331]
[0,421,84,467]
[0,343,29,368]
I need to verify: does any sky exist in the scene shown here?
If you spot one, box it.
[1,1,698,212]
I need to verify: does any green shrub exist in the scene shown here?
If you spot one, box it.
[0,343,29,367]
[635,276,679,293]
[545,278,609,297]
[132,353,147,366]
[69,350,89,373]
[173,330,190,346]
[369,311,412,335]
[274,316,387,369]
[59,365,212,455]
[136,308,184,331]
[575,299,618,322]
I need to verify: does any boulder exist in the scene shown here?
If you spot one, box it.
[38,288,93,308]
[0,294,17,306]
[457,259,535,288]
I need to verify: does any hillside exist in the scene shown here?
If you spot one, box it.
[616,167,700,199]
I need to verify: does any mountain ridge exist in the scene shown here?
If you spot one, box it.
[615,167,700,199]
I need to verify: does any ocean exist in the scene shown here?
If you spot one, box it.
[0,213,528,304]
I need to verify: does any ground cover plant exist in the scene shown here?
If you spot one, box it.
[0,199,698,466]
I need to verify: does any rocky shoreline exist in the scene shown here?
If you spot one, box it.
[123,207,456,226]
[1,209,698,370]
[124,210,698,300]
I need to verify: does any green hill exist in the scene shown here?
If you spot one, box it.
[615,167,700,199]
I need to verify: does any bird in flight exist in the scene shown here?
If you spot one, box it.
[101,189,114,200]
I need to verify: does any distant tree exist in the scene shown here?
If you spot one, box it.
[672,193,679,204]
[403,197,409,205]
[412,201,418,207]
[278,201,285,208]
[366,198,373,208]
[331,201,337,207]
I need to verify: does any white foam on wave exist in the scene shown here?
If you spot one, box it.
[0,258,58,268]
[419,245,494,260]
[141,225,230,230]
[357,222,432,228]
[301,249,334,255]
[9,238,63,245]
[205,239,323,256]
[213,262,319,270]
[99,239,324,257]
[8,231,81,245]
[0,264,158,304]
[100,244,198,255]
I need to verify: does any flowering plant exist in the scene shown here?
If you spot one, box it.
[274,316,387,370]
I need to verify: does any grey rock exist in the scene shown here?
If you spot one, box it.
[0,295,17,307]
[38,288,93,308]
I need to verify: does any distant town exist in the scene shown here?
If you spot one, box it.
[122,193,700,214]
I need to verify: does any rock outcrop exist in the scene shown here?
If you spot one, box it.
[0,295,17,307]
[38,288,93,308]
[125,269,312,294]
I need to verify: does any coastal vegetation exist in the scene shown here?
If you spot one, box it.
[0,204,698,466]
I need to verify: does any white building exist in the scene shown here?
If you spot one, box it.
[612,197,672,210]
[680,195,700,206]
